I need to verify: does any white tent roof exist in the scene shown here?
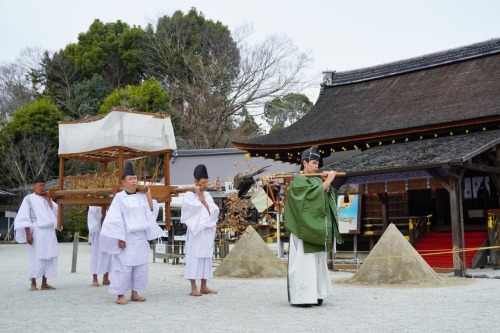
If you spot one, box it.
[58,110,177,156]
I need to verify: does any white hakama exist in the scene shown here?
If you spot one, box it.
[288,234,333,305]
[14,194,59,280]
[87,206,111,275]
[184,255,213,280]
[108,249,149,295]
[181,191,220,280]
[99,191,165,295]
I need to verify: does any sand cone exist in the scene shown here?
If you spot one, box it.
[349,223,444,285]
[213,225,287,278]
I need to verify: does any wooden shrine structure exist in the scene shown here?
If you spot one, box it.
[51,109,180,231]
[234,38,500,276]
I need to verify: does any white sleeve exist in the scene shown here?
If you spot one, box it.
[87,206,103,233]
[13,196,33,243]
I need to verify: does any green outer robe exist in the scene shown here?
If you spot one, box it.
[284,175,342,253]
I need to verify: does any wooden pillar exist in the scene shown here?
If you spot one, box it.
[117,149,125,182]
[71,231,79,273]
[449,167,465,277]
[496,147,500,207]
[378,193,388,230]
[164,151,171,230]
[457,171,466,271]
[57,158,64,231]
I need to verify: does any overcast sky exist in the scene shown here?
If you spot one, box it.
[1,0,499,102]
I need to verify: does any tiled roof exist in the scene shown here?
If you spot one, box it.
[322,129,500,176]
[234,38,500,163]
[323,38,500,85]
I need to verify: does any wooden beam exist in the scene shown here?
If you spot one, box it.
[462,160,500,174]
[50,185,167,201]
[51,188,118,198]
[484,151,497,162]
[55,198,113,205]
[489,172,500,196]
[426,169,451,192]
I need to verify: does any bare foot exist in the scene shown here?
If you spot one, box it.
[40,284,55,290]
[131,295,146,302]
[200,289,218,294]
[116,295,127,305]
[91,281,100,287]
[131,291,146,302]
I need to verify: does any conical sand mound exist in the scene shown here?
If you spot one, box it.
[348,223,444,285]
[214,225,287,278]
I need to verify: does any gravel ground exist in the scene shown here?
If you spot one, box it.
[1,242,499,333]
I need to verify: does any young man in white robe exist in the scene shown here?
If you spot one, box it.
[14,173,59,291]
[87,206,111,286]
[99,162,166,305]
[181,164,220,296]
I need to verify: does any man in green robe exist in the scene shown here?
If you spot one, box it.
[284,146,342,307]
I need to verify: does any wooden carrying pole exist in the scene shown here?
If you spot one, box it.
[262,171,347,180]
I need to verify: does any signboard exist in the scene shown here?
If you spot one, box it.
[224,182,237,193]
[5,211,16,218]
[337,194,361,234]
[224,181,261,194]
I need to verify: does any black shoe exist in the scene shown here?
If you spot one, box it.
[313,299,323,306]
[292,304,312,308]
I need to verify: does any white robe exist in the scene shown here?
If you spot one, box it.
[181,191,220,279]
[14,193,59,280]
[288,234,333,305]
[99,191,165,294]
[87,206,111,275]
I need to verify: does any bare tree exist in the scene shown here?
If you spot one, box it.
[0,47,46,121]
[230,31,315,111]
[0,63,34,121]
[0,133,56,189]
[144,17,314,149]
[31,51,81,107]
[17,47,45,80]
[182,33,314,148]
